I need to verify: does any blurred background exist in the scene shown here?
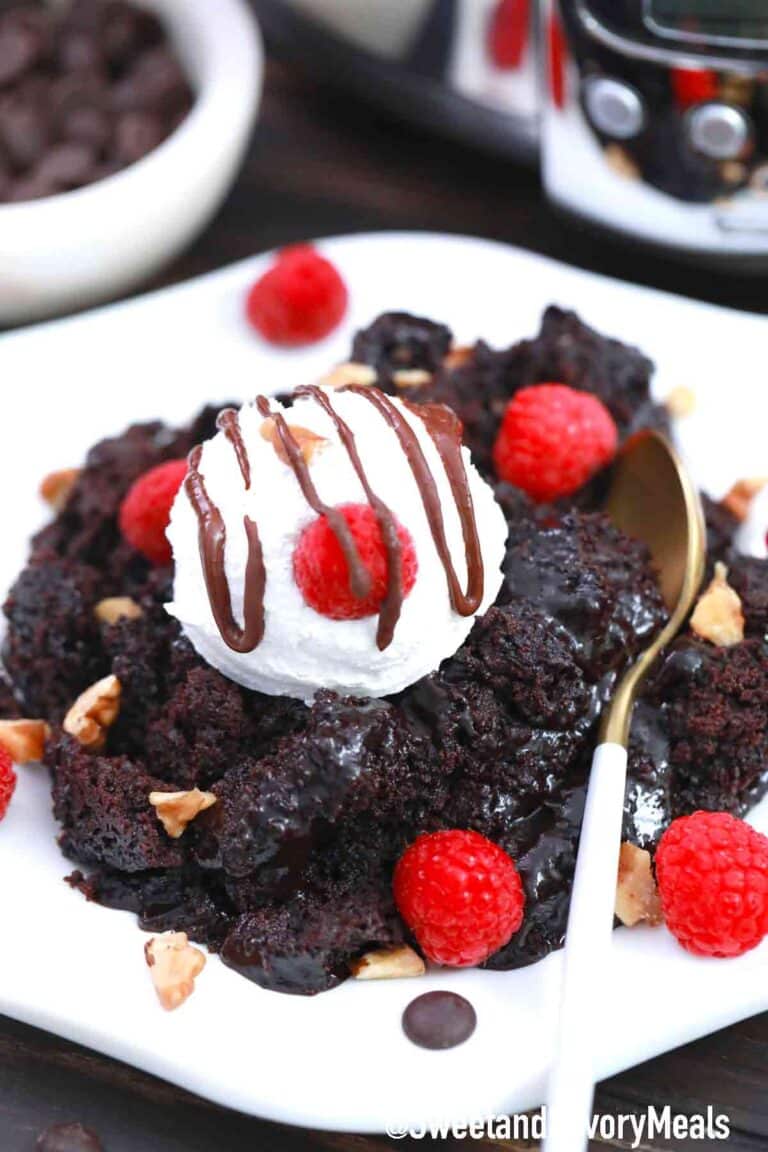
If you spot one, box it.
[3,0,768,326]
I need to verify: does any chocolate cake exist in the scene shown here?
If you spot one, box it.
[3,306,768,995]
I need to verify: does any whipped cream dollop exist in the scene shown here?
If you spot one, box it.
[166,386,507,701]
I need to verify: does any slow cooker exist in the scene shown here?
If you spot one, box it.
[255,0,768,258]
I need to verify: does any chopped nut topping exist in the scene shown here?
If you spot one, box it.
[443,344,473,371]
[149,788,217,838]
[63,675,121,751]
[350,945,426,981]
[319,362,377,390]
[39,467,80,512]
[665,385,696,419]
[690,563,745,648]
[94,597,144,625]
[721,477,768,523]
[604,144,640,181]
[615,842,663,928]
[144,932,206,1011]
[260,419,328,466]
[0,718,50,764]
[392,369,432,390]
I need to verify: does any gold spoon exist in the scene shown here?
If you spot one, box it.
[544,429,706,1152]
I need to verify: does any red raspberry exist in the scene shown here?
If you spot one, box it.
[393,829,525,967]
[293,502,417,621]
[492,383,618,503]
[118,458,188,566]
[245,245,348,346]
[672,67,718,109]
[656,811,768,958]
[488,0,530,70]
[0,747,17,822]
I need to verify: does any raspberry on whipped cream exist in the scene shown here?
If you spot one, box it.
[166,387,507,701]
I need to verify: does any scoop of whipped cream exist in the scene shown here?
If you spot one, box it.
[166,386,507,701]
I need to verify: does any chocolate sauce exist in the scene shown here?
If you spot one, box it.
[295,385,405,650]
[184,445,265,653]
[217,407,251,489]
[402,991,477,1050]
[256,396,373,607]
[345,387,484,616]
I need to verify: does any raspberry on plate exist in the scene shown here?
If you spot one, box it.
[0,747,17,822]
[119,458,188,566]
[293,502,417,621]
[246,245,348,346]
[655,811,768,958]
[393,829,525,967]
[492,383,618,502]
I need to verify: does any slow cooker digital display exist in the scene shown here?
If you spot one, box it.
[647,0,768,41]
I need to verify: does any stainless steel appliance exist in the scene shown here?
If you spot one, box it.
[257,0,768,257]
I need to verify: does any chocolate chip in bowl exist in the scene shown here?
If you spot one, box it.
[0,0,192,204]
[0,0,261,323]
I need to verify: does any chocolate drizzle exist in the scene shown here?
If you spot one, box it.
[294,385,405,649]
[184,445,265,653]
[344,386,484,616]
[185,386,486,656]
[255,395,374,608]
[216,407,251,489]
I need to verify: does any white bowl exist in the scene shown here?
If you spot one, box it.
[0,0,263,325]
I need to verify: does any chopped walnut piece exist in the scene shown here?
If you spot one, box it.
[721,477,768,523]
[319,362,377,390]
[39,467,80,512]
[63,675,121,751]
[149,788,217,839]
[94,597,144,625]
[443,344,473,371]
[665,386,696,419]
[144,932,206,1011]
[615,842,663,928]
[260,418,328,466]
[0,718,50,764]
[350,945,426,981]
[690,563,745,648]
[392,369,432,390]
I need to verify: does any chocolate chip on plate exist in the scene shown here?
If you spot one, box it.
[37,1121,104,1152]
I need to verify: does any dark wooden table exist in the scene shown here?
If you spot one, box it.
[3,51,768,1152]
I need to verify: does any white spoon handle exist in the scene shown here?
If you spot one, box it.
[543,741,629,1152]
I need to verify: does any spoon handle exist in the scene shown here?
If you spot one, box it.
[543,741,628,1152]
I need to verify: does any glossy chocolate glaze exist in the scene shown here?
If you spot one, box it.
[184,445,265,653]
[402,991,477,1050]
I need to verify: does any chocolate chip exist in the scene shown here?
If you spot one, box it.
[0,20,42,86]
[35,141,95,188]
[37,1121,104,1152]
[61,104,111,151]
[0,98,49,169]
[114,46,189,114]
[57,31,106,76]
[114,109,162,163]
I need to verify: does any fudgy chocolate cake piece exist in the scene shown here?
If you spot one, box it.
[49,736,184,872]
[3,307,768,995]
[3,555,106,719]
[350,311,453,389]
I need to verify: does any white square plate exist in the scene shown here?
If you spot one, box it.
[1,233,767,1133]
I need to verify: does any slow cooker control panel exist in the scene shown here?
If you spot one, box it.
[542,0,768,253]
